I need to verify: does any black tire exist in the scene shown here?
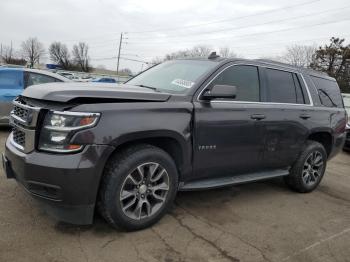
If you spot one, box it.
[98,144,178,231]
[284,140,327,193]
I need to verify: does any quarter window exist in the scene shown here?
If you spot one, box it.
[208,65,260,102]
[265,69,305,104]
[310,76,343,108]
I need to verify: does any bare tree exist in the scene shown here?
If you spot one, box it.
[189,45,212,57]
[72,42,90,72]
[0,44,26,65]
[49,42,71,69]
[281,44,316,68]
[21,37,45,68]
[219,47,237,58]
[119,68,132,75]
[1,44,14,64]
[162,45,213,61]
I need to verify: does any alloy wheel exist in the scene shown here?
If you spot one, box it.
[302,151,324,186]
[119,162,170,220]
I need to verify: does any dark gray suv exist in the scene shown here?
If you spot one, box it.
[2,56,347,230]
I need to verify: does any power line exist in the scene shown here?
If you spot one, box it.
[86,4,349,51]
[127,0,320,34]
[128,5,350,41]
[52,0,319,43]
[125,17,350,46]
[91,56,149,64]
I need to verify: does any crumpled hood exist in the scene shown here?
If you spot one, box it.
[21,82,171,103]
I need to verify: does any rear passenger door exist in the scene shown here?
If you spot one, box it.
[259,68,311,169]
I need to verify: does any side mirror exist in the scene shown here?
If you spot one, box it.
[202,85,237,100]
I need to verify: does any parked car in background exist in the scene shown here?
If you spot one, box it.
[92,77,117,83]
[57,72,76,80]
[0,68,70,125]
[342,93,350,151]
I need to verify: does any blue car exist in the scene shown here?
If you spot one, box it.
[92,77,117,83]
[0,68,70,125]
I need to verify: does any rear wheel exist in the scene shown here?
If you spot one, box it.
[98,144,178,231]
[284,141,327,193]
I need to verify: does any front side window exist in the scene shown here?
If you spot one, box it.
[0,70,23,89]
[207,65,260,102]
[127,60,218,93]
[26,73,61,88]
[265,69,305,104]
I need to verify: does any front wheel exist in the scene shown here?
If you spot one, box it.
[285,141,327,193]
[98,144,178,231]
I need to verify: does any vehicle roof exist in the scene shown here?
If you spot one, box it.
[174,57,335,81]
[0,67,71,82]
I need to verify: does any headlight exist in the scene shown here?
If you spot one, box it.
[38,111,100,153]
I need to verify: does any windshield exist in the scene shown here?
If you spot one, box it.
[126,60,218,93]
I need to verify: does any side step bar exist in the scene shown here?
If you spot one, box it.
[179,169,289,191]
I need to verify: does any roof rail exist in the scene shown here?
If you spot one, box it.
[254,59,294,67]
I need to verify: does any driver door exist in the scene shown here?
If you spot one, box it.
[192,64,265,179]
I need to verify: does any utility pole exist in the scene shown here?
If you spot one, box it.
[116,33,123,76]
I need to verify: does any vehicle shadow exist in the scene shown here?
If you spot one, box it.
[54,177,289,235]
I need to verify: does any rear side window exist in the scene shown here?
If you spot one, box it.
[208,65,260,101]
[25,72,61,88]
[0,70,23,89]
[310,76,343,108]
[265,69,305,104]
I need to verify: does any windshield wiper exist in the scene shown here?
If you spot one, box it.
[135,84,159,92]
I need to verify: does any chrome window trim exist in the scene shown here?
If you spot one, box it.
[196,63,314,106]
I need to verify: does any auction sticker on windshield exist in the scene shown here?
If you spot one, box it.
[171,79,194,89]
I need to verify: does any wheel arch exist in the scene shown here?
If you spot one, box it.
[307,130,333,157]
[108,130,191,180]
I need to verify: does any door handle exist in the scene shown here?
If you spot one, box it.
[251,114,266,120]
[300,114,311,119]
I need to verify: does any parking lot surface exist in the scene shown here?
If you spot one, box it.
[0,128,349,262]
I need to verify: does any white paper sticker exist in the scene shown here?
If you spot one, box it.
[171,79,194,89]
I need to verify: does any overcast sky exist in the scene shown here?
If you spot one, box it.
[1,0,349,72]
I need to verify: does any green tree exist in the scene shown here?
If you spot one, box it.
[311,37,350,93]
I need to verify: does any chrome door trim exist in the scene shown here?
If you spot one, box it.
[196,63,314,107]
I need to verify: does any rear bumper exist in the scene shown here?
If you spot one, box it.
[4,137,114,225]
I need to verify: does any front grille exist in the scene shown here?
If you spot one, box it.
[12,128,25,147]
[9,97,41,153]
[13,105,29,120]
